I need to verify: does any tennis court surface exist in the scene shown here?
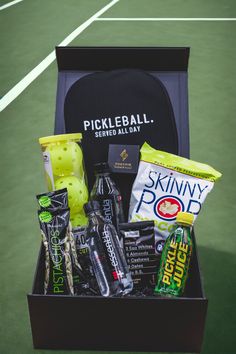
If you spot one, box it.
[0,1,236,353]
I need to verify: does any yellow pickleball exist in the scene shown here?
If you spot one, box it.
[70,212,88,228]
[55,176,88,213]
[46,142,83,177]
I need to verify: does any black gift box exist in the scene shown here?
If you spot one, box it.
[28,47,208,352]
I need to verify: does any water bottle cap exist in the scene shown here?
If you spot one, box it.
[94,162,110,174]
[176,212,194,226]
[83,201,101,215]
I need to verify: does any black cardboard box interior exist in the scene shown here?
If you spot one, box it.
[27,47,208,352]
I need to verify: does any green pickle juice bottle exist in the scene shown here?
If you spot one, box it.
[155,212,194,297]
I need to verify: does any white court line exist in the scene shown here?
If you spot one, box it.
[0,0,23,11]
[0,0,119,112]
[96,17,236,21]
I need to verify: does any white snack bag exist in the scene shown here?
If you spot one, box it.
[129,142,222,253]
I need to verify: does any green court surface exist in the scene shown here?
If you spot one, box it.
[0,1,236,353]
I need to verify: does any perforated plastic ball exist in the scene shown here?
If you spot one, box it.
[45,142,83,177]
[55,176,88,213]
[70,212,88,228]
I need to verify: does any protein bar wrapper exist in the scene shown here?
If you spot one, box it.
[72,226,99,294]
[129,142,222,253]
[38,208,74,295]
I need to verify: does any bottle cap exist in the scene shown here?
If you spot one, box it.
[39,133,82,145]
[94,162,110,174]
[83,200,101,215]
[176,212,194,226]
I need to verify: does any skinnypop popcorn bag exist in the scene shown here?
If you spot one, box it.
[129,142,222,253]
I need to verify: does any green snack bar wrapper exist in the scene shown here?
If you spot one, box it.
[38,208,74,295]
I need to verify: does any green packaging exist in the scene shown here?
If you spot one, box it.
[155,212,194,297]
[38,208,74,295]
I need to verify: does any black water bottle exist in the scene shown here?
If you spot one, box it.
[84,201,133,297]
[90,163,125,232]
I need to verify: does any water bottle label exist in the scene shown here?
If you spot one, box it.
[97,196,119,230]
[101,198,114,224]
[101,227,125,281]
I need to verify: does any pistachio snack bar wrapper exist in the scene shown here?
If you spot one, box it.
[38,208,74,295]
[129,142,222,253]
[36,189,92,295]
[36,188,68,210]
